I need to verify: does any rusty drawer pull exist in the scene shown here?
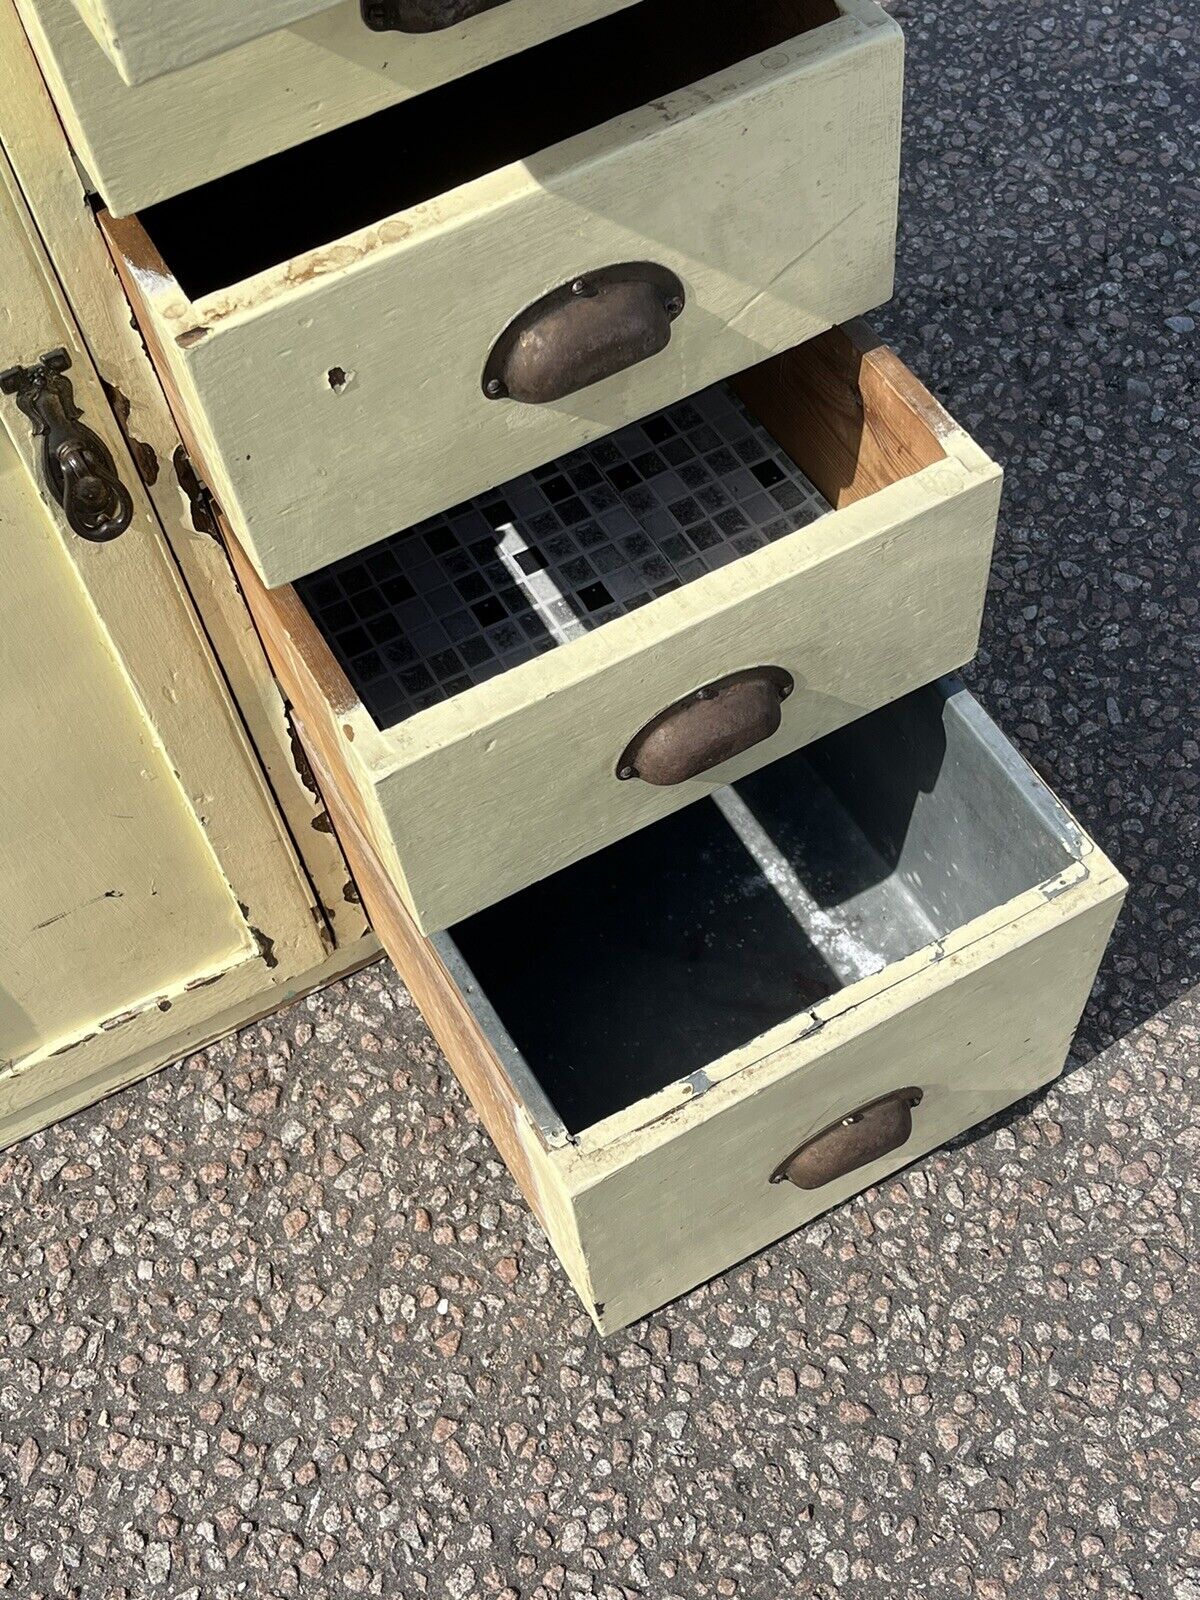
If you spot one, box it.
[483,264,686,405]
[771,1088,925,1191]
[616,666,793,787]
[362,0,513,31]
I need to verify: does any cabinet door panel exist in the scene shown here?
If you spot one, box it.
[0,436,252,1061]
[0,133,346,1136]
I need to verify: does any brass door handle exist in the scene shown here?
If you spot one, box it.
[616,667,794,787]
[362,0,514,31]
[771,1089,925,1190]
[1,348,133,543]
[483,265,686,405]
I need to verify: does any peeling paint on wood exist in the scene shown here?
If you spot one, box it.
[99,377,160,484]
[172,445,220,537]
[239,904,280,970]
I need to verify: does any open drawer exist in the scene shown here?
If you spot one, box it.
[230,324,1003,935]
[101,0,903,586]
[314,678,1126,1333]
[20,0,642,204]
[58,0,642,86]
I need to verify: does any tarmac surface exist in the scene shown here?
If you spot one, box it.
[1,0,1197,1594]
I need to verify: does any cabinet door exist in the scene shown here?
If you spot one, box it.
[0,433,255,1056]
[0,142,336,1144]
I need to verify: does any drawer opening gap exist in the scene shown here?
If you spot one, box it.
[133,0,843,298]
[441,684,1081,1136]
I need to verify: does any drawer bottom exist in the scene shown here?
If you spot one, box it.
[307,681,1124,1332]
[297,382,831,732]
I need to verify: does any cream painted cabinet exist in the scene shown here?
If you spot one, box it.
[1,0,1125,1336]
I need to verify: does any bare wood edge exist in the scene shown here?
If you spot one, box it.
[732,319,960,509]
[224,519,391,765]
[301,720,601,1318]
[100,206,196,330]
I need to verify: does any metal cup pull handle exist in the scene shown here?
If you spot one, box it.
[616,667,793,787]
[771,1089,925,1191]
[362,0,515,32]
[483,264,686,406]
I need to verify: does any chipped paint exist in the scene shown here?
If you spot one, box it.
[99,378,160,486]
[172,446,220,538]
[239,903,279,970]
[285,714,323,807]
[184,971,223,992]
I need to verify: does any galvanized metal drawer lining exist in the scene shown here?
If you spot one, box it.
[436,681,1084,1135]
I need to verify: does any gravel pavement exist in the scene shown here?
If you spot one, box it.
[1,0,1197,1595]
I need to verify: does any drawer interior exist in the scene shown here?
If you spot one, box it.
[440,683,1081,1135]
[134,0,842,299]
[299,383,831,729]
[294,327,951,731]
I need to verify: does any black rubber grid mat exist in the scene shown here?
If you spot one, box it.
[297,383,831,730]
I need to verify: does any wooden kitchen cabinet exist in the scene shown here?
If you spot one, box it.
[1,0,1125,1331]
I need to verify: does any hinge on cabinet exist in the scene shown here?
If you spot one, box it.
[171,446,221,539]
[0,348,133,541]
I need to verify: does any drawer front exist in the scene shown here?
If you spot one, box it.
[20,0,643,208]
[571,891,1124,1331]
[104,0,904,588]
[231,328,1003,936]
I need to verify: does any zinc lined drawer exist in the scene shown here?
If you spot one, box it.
[229,325,1004,936]
[102,0,904,587]
[21,0,643,205]
[310,678,1126,1333]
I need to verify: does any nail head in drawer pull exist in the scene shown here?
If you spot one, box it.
[617,667,794,786]
[363,0,514,30]
[483,265,686,405]
[771,1088,924,1191]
